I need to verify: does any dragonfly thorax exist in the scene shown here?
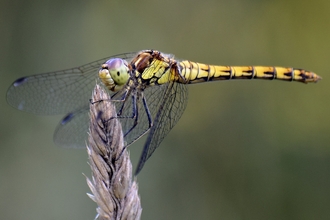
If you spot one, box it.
[99,58,130,92]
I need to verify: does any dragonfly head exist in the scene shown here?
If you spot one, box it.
[99,58,130,91]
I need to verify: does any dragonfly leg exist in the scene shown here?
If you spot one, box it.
[90,88,129,108]
[142,95,153,129]
[123,94,153,138]
[123,92,139,137]
[89,98,106,105]
[116,94,153,161]
[111,89,130,116]
[107,89,140,136]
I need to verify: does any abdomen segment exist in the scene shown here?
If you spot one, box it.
[179,61,321,84]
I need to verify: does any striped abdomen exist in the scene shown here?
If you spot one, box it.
[178,60,321,84]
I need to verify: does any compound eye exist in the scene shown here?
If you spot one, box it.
[106,58,129,86]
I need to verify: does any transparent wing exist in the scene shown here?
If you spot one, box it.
[54,106,90,148]
[109,83,168,147]
[11,48,188,169]
[135,81,188,174]
[53,67,188,160]
[6,52,137,115]
[53,82,169,149]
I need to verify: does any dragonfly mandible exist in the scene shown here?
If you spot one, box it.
[7,50,321,174]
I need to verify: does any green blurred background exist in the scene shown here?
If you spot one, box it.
[1,0,329,219]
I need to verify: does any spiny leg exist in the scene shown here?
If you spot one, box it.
[123,94,153,141]
[122,92,139,137]
[117,94,154,161]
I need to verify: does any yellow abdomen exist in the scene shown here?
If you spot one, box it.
[179,60,321,84]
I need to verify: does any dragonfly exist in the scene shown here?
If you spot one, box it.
[7,50,322,174]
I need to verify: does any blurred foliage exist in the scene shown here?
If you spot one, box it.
[0,0,329,219]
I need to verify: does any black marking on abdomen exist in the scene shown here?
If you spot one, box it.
[284,68,294,81]
[243,68,254,79]
[264,70,276,80]
[221,68,232,80]
[299,71,307,81]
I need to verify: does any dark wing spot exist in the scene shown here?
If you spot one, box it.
[117,71,120,76]
[61,113,74,125]
[13,77,28,87]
